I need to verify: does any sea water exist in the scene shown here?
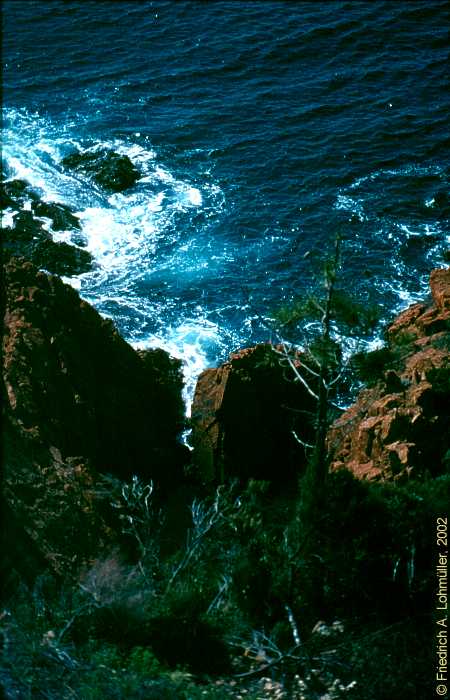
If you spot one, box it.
[3,0,449,406]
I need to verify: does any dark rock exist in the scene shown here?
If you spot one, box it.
[3,179,28,198]
[70,232,88,247]
[2,179,39,203]
[2,212,93,276]
[384,369,404,394]
[191,344,316,484]
[1,180,40,211]
[31,200,81,230]
[62,149,140,192]
[1,258,188,576]
[0,190,16,210]
[12,210,52,240]
[434,189,450,217]
[32,239,93,275]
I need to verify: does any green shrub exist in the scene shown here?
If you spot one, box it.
[351,346,395,384]
[2,472,445,698]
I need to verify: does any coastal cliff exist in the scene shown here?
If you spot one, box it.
[1,256,187,579]
[1,254,448,698]
[3,259,449,580]
[191,268,450,484]
[328,267,450,480]
[190,344,316,484]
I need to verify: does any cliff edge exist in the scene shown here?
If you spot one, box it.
[1,257,187,578]
[328,268,450,480]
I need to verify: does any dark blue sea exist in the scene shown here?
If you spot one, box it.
[3,0,450,403]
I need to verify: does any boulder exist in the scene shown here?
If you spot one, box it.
[0,188,15,210]
[62,149,140,192]
[1,257,188,577]
[11,209,52,241]
[328,268,450,481]
[2,179,29,199]
[190,344,316,484]
[434,189,450,218]
[1,174,81,230]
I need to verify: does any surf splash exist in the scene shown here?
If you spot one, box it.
[2,107,231,407]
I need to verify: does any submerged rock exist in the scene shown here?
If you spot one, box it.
[0,188,16,210]
[12,209,52,240]
[1,174,81,229]
[328,267,450,481]
[433,189,450,218]
[1,174,88,264]
[3,178,29,199]
[1,257,188,578]
[62,148,140,192]
[190,344,316,484]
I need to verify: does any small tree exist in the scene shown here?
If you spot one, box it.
[270,233,380,508]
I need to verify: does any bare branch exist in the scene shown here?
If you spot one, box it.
[292,430,313,450]
[281,352,319,400]
[285,604,301,646]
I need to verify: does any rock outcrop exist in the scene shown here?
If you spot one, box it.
[190,344,316,484]
[190,270,450,486]
[1,177,93,275]
[1,257,187,578]
[31,199,82,232]
[328,268,450,481]
[61,149,140,192]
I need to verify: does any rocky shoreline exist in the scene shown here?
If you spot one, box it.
[1,162,449,696]
[2,242,449,578]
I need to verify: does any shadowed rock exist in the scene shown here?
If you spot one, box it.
[1,179,39,210]
[31,200,81,230]
[1,257,188,577]
[190,344,316,485]
[2,211,93,276]
[62,148,140,192]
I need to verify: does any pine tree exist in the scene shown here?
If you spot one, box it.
[271,233,380,507]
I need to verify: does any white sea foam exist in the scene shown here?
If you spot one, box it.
[1,209,15,227]
[335,193,366,221]
[187,187,202,206]
[335,164,448,312]
[2,107,228,413]
[132,319,223,414]
[62,276,82,290]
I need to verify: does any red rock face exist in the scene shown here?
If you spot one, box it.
[430,268,450,310]
[328,268,450,482]
[1,257,187,578]
[190,344,317,484]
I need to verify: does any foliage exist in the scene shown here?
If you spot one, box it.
[351,346,395,384]
[1,472,443,699]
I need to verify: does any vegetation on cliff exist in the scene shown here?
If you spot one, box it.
[1,470,446,698]
[1,242,449,697]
